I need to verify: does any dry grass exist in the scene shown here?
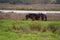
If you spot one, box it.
[0,4,60,10]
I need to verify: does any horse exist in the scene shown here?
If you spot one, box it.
[26,13,47,21]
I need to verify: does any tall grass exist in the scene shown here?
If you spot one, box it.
[0,20,60,40]
[0,20,60,33]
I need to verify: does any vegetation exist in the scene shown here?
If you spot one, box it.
[0,0,57,4]
[0,8,60,11]
[0,4,60,11]
[0,20,60,40]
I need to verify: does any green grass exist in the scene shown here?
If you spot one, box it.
[0,20,60,40]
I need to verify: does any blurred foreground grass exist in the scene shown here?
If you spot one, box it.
[0,20,60,40]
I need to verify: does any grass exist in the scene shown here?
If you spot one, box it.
[0,8,60,11]
[0,20,60,40]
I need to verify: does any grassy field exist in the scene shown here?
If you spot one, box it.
[0,20,60,40]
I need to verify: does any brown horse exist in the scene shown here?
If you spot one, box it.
[26,13,47,21]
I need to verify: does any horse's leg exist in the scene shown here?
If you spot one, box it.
[44,16,47,21]
[31,17,36,21]
[41,16,44,21]
[26,15,29,20]
[41,14,47,21]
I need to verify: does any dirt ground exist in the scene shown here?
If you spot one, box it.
[0,12,60,21]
